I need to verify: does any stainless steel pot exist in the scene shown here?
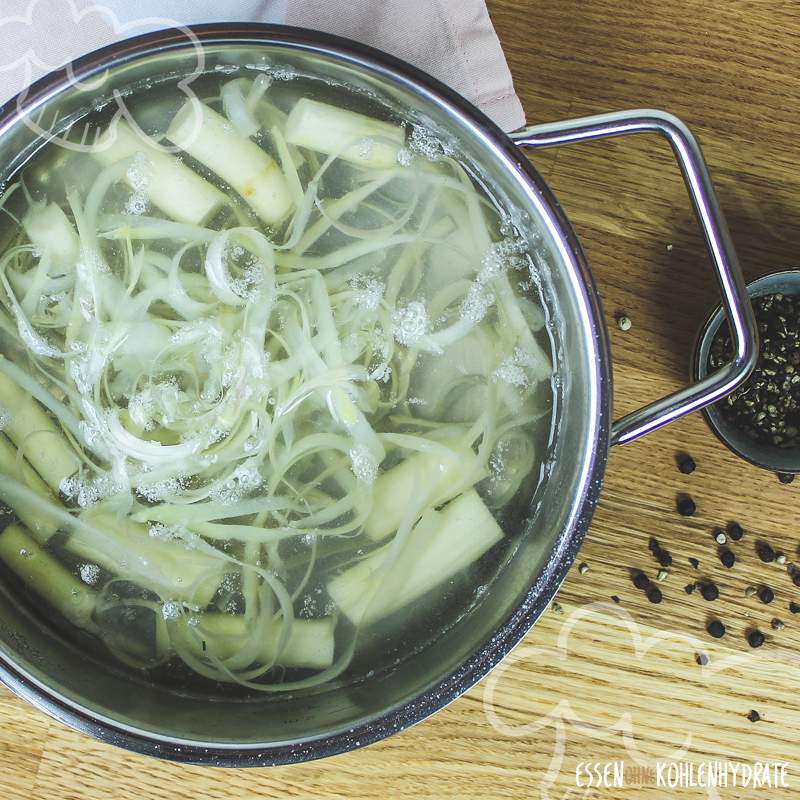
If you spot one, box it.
[0,24,758,765]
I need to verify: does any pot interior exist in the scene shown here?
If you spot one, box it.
[0,30,607,759]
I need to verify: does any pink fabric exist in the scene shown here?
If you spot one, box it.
[286,0,525,131]
[0,0,525,131]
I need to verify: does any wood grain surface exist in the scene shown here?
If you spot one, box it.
[2,1,800,798]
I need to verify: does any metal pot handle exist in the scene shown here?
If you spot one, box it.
[510,109,759,446]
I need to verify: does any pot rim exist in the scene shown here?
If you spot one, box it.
[0,23,611,766]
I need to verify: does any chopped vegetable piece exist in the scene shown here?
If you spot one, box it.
[329,490,503,624]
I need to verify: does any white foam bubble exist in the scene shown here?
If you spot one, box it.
[350,275,384,312]
[79,563,100,585]
[349,444,377,484]
[459,282,494,324]
[210,460,263,504]
[161,600,182,620]
[392,301,428,346]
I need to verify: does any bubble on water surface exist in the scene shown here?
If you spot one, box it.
[349,444,377,484]
[79,563,100,585]
[392,301,428,346]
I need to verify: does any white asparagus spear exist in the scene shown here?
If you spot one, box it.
[92,119,226,226]
[0,522,97,630]
[167,99,293,225]
[329,489,503,624]
[286,98,405,168]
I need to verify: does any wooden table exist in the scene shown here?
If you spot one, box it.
[3,1,800,797]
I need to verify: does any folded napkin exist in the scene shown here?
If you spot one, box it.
[0,0,524,130]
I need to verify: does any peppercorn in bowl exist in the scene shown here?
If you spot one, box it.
[694,269,800,473]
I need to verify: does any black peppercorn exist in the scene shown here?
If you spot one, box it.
[700,582,719,601]
[648,537,660,554]
[658,551,673,568]
[758,586,775,604]
[677,495,696,516]
[711,293,800,448]
[678,454,696,474]
[646,586,663,604]
[747,710,761,723]
[793,573,800,588]
[757,542,776,563]
[684,583,695,595]
[611,595,620,604]
[707,620,726,638]
[747,629,765,648]
[777,472,795,484]
[720,550,736,568]
[688,557,700,569]
[789,601,800,614]
[633,572,650,590]
[727,522,743,541]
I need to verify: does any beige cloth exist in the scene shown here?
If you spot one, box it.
[285,1,525,130]
[0,0,524,130]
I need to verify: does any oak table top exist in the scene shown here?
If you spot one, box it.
[2,2,799,798]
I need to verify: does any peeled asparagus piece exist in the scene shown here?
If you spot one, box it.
[0,523,97,630]
[22,203,79,267]
[70,512,224,607]
[329,489,503,625]
[0,434,59,542]
[364,443,485,541]
[92,119,226,226]
[189,614,335,669]
[167,99,293,225]
[0,372,79,492]
[286,98,405,168]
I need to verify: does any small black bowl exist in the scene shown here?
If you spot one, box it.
[694,269,800,474]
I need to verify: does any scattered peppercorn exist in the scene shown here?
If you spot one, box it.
[688,557,700,569]
[710,292,800,448]
[727,522,744,541]
[633,572,650,590]
[677,495,696,516]
[776,553,787,565]
[789,601,800,614]
[747,629,765,648]
[771,618,785,631]
[758,587,775,604]
[793,573,800,588]
[684,583,695,594]
[745,586,758,598]
[578,562,589,575]
[700,582,719,601]
[611,595,620,604]
[657,569,669,582]
[551,601,563,615]
[648,537,660,554]
[696,652,709,666]
[777,472,795,484]
[747,710,761,723]
[658,551,673,568]
[617,314,632,331]
[707,620,726,638]
[720,549,736,568]
[647,586,663,604]
[757,542,776,563]
[678,454,696,474]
